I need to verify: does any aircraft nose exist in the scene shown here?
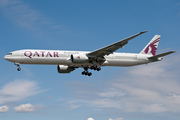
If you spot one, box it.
[4,55,11,61]
[4,55,13,62]
[4,55,8,60]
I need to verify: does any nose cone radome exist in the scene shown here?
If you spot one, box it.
[4,55,12,62]
[4,55,8,60]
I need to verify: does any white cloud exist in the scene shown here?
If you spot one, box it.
[87,118,94,120]
[67,54,180,113]
[0,105,9,112]
[98,88,125,98]
[0,0,68,38]
[141,104,168,113]
[109,118,124,120]
[0,79,44,104]
[87,117,124,120]
[0,0,42,30]
[109,54,180,113]
[14,103,41,112]
[47,96,53,99]
[90,99,122,109]
[67,100,82,110]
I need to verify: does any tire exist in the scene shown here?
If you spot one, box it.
[82,71,85,75]
[17,68,21,71]
[85,72,88,75]
[97,67,101,71]
[88,72,92,76]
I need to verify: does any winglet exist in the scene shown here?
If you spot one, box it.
[140,31,148,34]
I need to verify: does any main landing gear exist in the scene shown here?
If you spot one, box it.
[14,63,21,71]
[81,66,101,76]
[90,66,101,71]
[82,71,92,76]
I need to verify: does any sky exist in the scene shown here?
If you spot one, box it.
[0,0,180,120]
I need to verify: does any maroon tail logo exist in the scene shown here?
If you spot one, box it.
[144,38,160,56]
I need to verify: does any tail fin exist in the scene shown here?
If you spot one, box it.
[140,35,160,56]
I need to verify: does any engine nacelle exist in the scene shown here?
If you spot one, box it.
[57,65,74,73]
[158,57,163,61]
[71,54,89,63]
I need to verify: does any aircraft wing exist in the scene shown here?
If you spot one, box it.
[87,31,148,58]
[148,51,176,59]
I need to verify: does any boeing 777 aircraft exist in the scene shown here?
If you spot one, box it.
[4,31,175,76]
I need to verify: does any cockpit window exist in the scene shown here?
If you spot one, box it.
[7,53,12,55]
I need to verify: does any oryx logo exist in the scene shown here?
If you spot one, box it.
[77,56,80,59]
[144,37,160,56]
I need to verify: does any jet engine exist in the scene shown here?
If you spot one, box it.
[71,54,89,63]
[57,65,74,73]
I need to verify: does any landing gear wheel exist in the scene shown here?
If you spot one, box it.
[88,72,92,76]
[90,66,94,70]
[97,67,101,71]
[84,71,88,76]
[82,70,92,76]
[82,71,85,75]
[94,67,97,70]
[17,67,21,71]
[14,63,21,71]
[82,67,96,76]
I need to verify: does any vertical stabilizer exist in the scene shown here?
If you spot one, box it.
[140,35,160,56]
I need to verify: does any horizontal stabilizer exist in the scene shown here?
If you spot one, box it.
[148,51,176,59]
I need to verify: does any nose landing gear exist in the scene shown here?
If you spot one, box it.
[14,63,21,71]
[17,67,21,71]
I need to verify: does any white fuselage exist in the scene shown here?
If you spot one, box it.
[3,32,174,76]
[4,49,156,67]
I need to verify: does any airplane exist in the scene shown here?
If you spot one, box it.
[4,31,175,76]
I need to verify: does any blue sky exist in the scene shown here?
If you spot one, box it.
[0,0,180,120]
